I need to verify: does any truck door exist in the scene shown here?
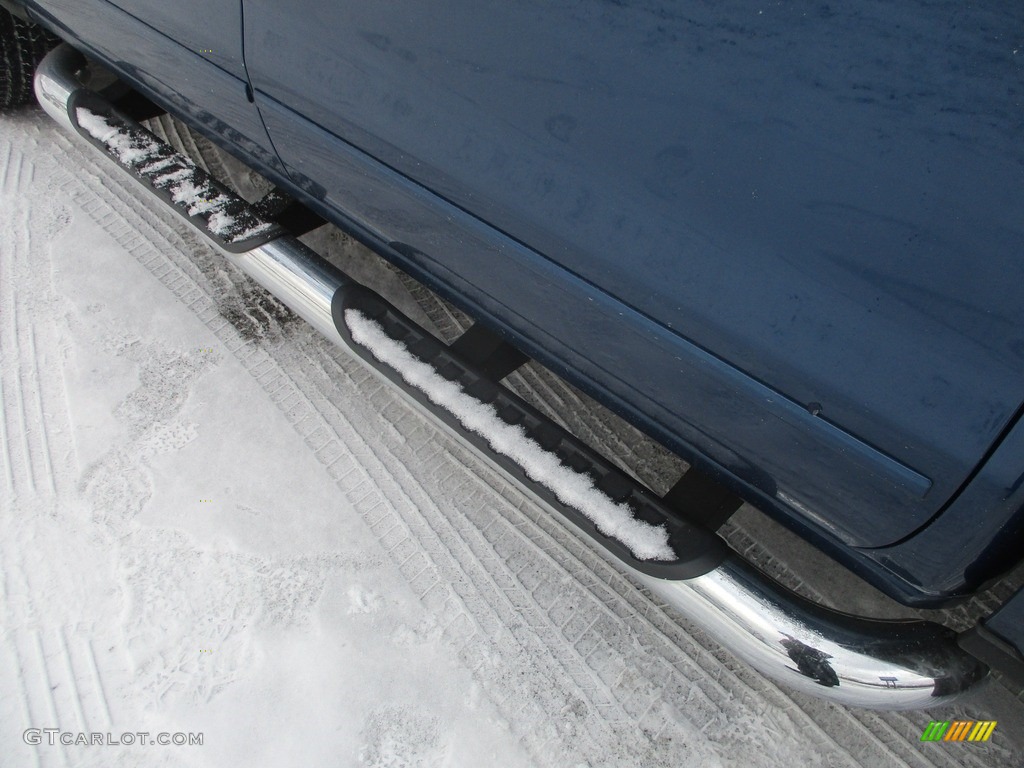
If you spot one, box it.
[241,1,1024,546]
[32,0,280,172]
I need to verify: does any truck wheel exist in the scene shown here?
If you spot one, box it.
[0,9,58,109]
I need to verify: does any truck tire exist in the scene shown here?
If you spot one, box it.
[0,9,58,109]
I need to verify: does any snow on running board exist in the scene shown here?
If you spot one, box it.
[345,310,676,562]
[75,107,275,243]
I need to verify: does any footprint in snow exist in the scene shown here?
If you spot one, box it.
[359,704,447,768]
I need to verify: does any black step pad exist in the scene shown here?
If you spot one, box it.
[67,90,284,253]
[333,285,728,580]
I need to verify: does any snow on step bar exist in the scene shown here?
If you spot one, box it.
[35,44,988,709]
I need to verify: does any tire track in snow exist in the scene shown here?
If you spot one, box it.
[12,300,38,494]
[289,349,723,759]
[0,378,17,495]
[1,144,27,194]
[0,140,12,192]
[83,636,113,730]
[56,627,88,733]
[4,633,43,768]
[7,169,360,729]
[27,325,57,496]
[20,187,79,499]
[279,347,643,748]
[0,205,36,495]
[0,126,114,767]
[3,528,68,767]
[1,509,124,766]
[32,630,69,768]
[279,337,712,753]
[0,146,77,500]
[13,150,24,192]
[34,111,1019,768]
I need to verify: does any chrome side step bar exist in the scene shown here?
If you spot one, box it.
[35,44,988,709]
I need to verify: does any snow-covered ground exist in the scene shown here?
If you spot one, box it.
[1,107,1021,768]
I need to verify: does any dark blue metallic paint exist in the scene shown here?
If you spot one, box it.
[868,413,1024,605]
[28,0,282,176]
[102,0,244,79]
[251,90,937,550]
[243,1,1024,548]
[21,0,1024,606]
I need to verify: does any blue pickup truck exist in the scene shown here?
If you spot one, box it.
[3,0,1022,709]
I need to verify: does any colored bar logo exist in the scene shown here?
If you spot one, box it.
[920,721,996,742]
